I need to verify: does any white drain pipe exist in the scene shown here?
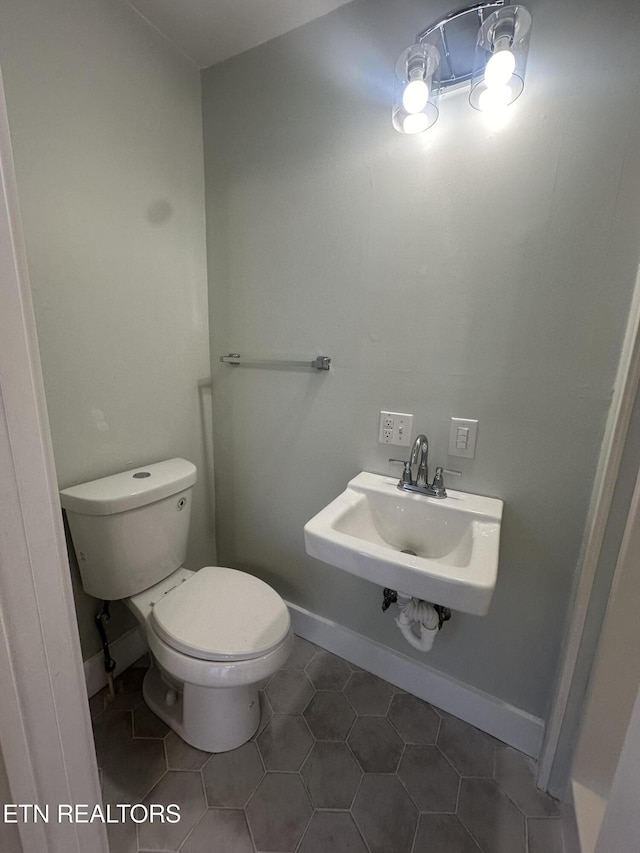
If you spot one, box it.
[395,592,440,652]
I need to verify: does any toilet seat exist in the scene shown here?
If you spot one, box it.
[150,566,290,662]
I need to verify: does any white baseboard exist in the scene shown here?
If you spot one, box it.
[287,601,545,759]
[83,627,148,697]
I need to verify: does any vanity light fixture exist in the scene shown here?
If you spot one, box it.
[393,0,532,134]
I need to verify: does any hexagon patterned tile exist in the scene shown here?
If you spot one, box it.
[90,639,566,853]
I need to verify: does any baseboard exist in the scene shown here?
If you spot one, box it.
[83,627,148,697]
[286,601,545,759]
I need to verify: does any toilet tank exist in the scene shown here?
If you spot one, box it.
[60,458,197,601]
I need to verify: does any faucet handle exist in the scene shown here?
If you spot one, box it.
[431,466,461,497]
[389,458,412,484]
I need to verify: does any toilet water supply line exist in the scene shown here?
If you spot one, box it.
[95,601,117,698]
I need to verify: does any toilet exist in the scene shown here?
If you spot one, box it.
[60,458,293,752]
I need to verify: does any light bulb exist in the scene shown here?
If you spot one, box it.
[478,83,512,111]
[402,79,429,115]
[485,49,516,88]
[402,112,430,134]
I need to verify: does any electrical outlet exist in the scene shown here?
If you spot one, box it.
[379,411,413,446]
[448,417,478,458]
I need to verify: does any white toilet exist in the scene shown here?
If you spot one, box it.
[60,458,293,752]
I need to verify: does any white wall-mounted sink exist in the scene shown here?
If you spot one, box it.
[304,472,503,616]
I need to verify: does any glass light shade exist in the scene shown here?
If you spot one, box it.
[469,5,532,111]
[478,84,512,112]
[392,43,440,134]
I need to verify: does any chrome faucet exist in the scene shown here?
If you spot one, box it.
[410,434,429,487]
[389,432,460,499]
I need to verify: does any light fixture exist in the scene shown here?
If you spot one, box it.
[392,1,532,134]
[470,5,532,110]
[392,43,440,134]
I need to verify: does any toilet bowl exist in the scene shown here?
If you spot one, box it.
[60,458,292,752]
[127,565,292,751]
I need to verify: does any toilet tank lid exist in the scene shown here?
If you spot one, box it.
[59,458,197,516]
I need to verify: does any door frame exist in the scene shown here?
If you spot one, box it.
[537,270,640,792]
[0,67,108,853]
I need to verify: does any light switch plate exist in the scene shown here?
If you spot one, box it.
[449,417,478,458]
[379,411,413,446]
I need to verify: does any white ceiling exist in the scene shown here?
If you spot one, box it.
[124,0,355,69]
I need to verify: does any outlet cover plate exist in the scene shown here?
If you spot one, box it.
[379,411,413,446]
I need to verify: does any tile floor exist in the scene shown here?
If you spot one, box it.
[91,636,570,853]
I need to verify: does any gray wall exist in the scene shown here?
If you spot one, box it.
[203,0,640,720]
[0,0,214,658]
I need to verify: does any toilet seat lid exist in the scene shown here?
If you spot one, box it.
[151,566,290,662]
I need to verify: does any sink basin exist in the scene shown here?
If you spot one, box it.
[304,471,503,615]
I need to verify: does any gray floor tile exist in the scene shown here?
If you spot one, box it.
[246,773,313,852]
[348,716,404,773]
[265,669,315,714]
[398,745,460,812]
[164,730,209,770]
[299,812,368,853]
[89,690,105,718]
[106,818,138,853]
[94,711,167,803]
[102,737,166,805]
[300,741,362,809]
[138,770,205,851]
[303,691,355,740]
[181,809,254,853]
[255,690,274,737]
[558,802,582,853]
[437,717,496,777]
[92,710,134,768]
[387,693,440,744]
[352,774,418,853]
[89,656,568,853]
[257,714,313,771]
[458,778,526,853]
[527,818,565,853]
[202,741,264,808]
[345,670,393,715]
[282,635,317,670]
[106,667,146,710]
[412,814,481,853]
[133,702,170,739]
[494,747,560,817]
[305,651,352,690]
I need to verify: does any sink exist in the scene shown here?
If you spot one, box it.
[304,471,503,615]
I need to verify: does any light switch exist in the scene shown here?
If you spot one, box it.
[449,418,478,458]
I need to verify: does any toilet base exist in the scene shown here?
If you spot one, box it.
[142,665,261,753]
